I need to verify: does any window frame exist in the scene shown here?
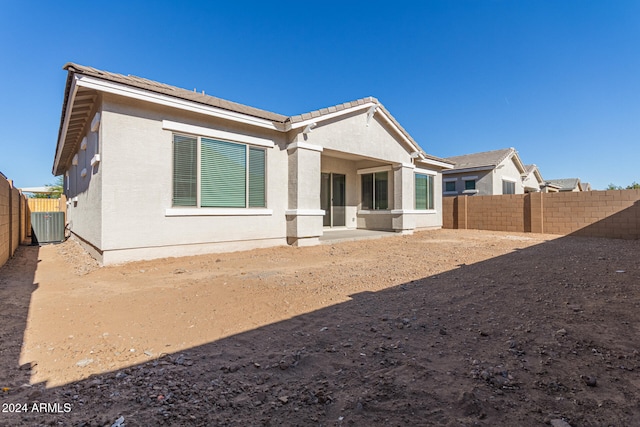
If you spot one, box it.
[171,132,268,210]
[361,171,389,210]
[464,179,476,191]
[502,179,516,195]
[415,173,435,210]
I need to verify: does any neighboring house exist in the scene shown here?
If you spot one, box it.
[522,164,546,193]
[442,148,529,196]
[545,178,586,192]
[52,63,453,265]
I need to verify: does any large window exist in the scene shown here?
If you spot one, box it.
[502,180,515,195]
[172,134,266,208]
[361,171,388,210]
[415,173,434,210]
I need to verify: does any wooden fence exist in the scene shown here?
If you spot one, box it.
[443,190,640,239]
[1,175,68,269]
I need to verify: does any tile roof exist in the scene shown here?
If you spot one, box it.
[546,178,581,190]
[288,97,379,123]
[58,63,452,168]
[445,148,515,171]
[64,63,289,123]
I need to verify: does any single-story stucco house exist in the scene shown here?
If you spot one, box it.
[442,148,530,196]
[52,63,454,264]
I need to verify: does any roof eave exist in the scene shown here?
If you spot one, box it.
[52,70,79,176]
[417,157,455,169]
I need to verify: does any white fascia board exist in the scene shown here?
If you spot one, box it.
[357,165,392,175]
[414,167,437,176]
[507,153,526,174]
[374,109,423,155]
[416,158,455,169]
[287,102,377,130]
[76,75,279,131]
[53,77,79,173]
[396,162,415,169]
[286,142,323,152]
[163,120,275,148]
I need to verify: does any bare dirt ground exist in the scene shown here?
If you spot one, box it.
[0,229,639,426]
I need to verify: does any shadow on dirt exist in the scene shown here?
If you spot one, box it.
[0,246,39,392]
[7,235,640,427]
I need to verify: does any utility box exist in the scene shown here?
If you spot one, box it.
[31,212,65,244]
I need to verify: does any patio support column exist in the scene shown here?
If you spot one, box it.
[391,163,416,234]
[285,139,324,246]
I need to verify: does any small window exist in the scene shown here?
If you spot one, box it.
[361,171,388,210]
[415,174,434,210]
[464,180,476,191]
[445,181,456,192]
[502,180,515,195]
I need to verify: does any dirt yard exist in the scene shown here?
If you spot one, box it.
[0,229,639,426]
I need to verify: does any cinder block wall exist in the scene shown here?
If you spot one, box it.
[543,190,640,238]
[0,175,27,268]
[467,194,526,233]
[442,196,456,229]
[0,177,9,266]
[443,190,640,239]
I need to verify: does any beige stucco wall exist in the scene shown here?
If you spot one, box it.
[492,157,525,195]
[62,93,447,263]
[522,171,541,192]
[96,94,289,263]
[65,98,103,253]
[305,110,415,165]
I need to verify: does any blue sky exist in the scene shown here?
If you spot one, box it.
[1,0,639,190]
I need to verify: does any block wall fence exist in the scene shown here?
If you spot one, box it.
[443,190,640,239]
[0,175,28,268]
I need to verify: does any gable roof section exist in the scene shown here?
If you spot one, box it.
[443,148,525,174]
[524,164,544,184]
[546,178,582,191]
[53,63,452,174]
[287,97,453,168]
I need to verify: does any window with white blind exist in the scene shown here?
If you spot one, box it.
[172,134,266,208]
[502,180,515,195]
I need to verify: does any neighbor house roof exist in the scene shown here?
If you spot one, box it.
[546,178,582,191]
[54,63,452,174]
[443,148,525,174]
